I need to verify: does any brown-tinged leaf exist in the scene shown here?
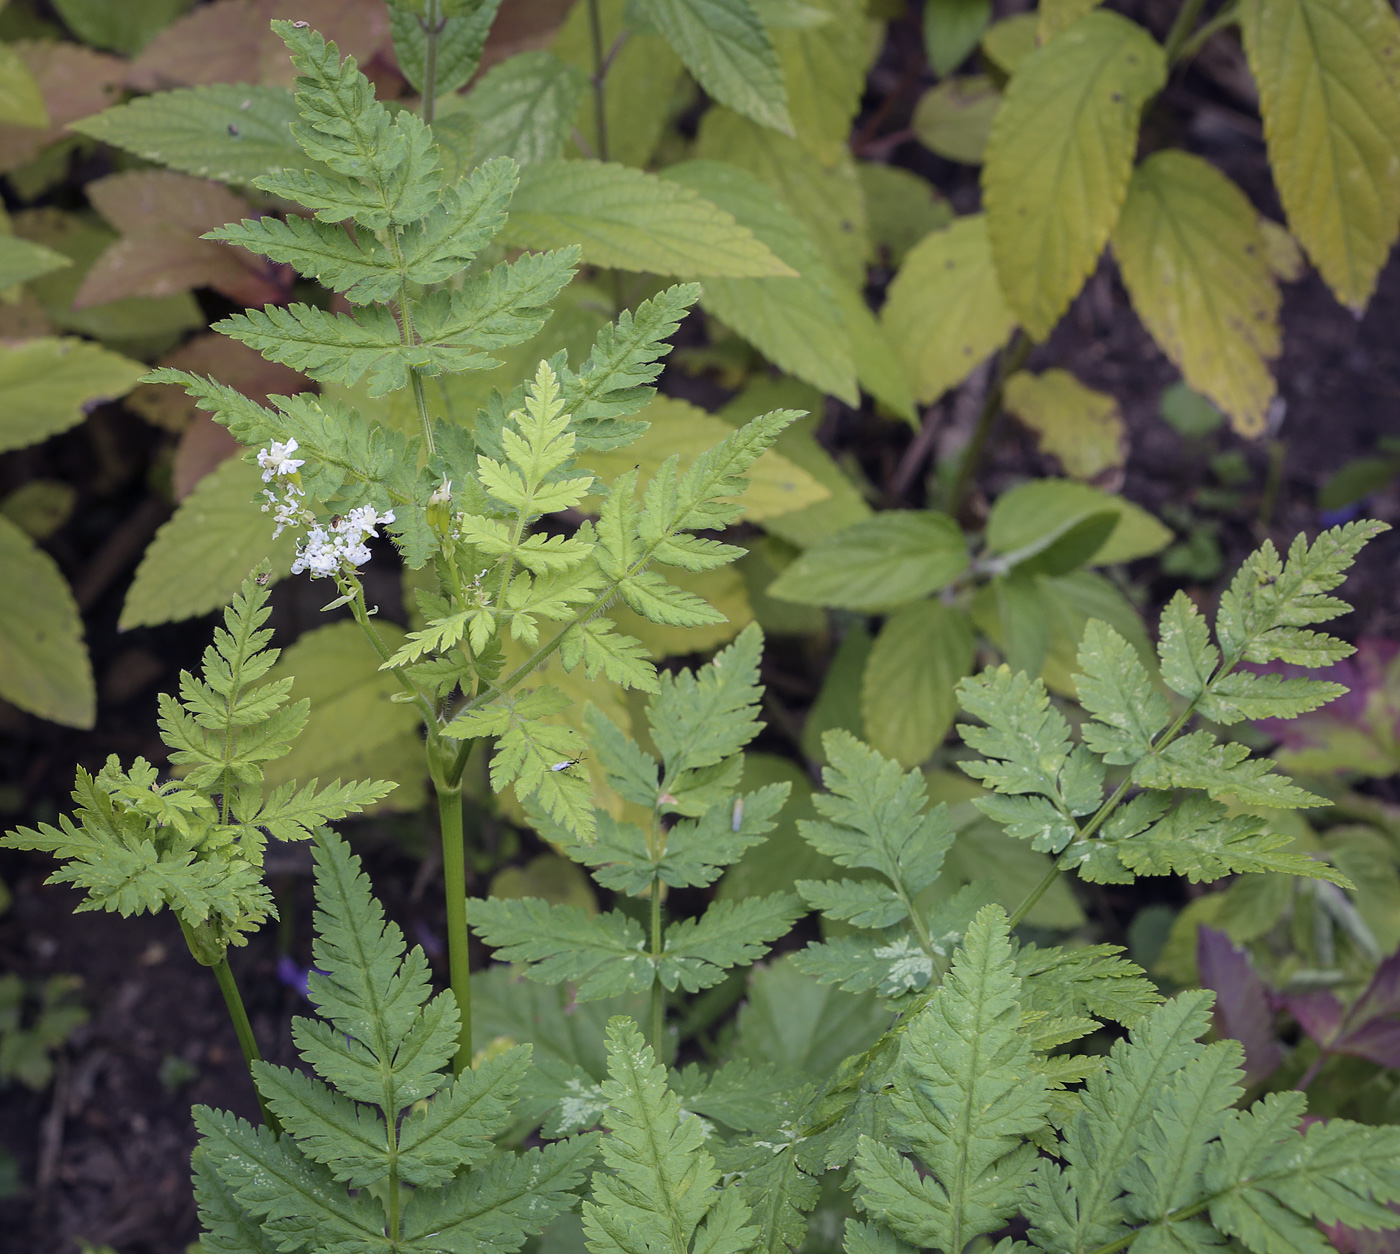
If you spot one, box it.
[126,332,310,432]
[0,42,124,173]
[78,170,285,308]
[172,415,243,501]
[128,0,392,90]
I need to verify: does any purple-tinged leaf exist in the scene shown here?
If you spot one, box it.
[1197,925,1283,1085]
[1325,1202,1400,1254]
[1279,988,1345,1047]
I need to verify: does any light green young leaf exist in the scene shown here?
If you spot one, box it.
[1239,0,1400,312]
[0,514,93,728]
[982,12,1166,338]
[984,478,1172,567]
[767,512,967,611]
[0,234,69,290]
[1156,590,1218,703]
[861,600,975,768]
[957,666,1074,800]
[646,0,793,134]
[502,159,794,279]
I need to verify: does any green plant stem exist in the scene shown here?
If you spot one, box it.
[410,370,436,458]
[1174,0,1240,61]
[586,0,609,163]
[210,953,282,1136]
[1258,438,1287,533]
[649,880,664,1056]
[1163,0,1212,63]
[435,778,473,1073]
[948,331,1031,520]
[420,0,443,124]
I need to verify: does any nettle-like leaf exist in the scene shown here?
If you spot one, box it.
[1,572,392,963]
[194,829,596,1252]
[471,627,799,1002]
[959,522,1386,889]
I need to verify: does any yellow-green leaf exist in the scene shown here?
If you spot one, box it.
[880,214,1016,404]
[1003,368,1126,478]
[581,394,830,521]
[120,456,299,629]
[861,600,974,767]
[925,0,992,77]
[0,337,145,454]
[553,0,684,169]
[0,234,70,291]
[911,74,1001,165]
[986,478,1171,565]
[1239,0,1400,312]
[0,43,48,128]
[1260,217,1306,283]
[501,158,796,278]
[982,11,1166,339]
[774,0,872,163]
[261,621,426,813]
[660,159,859,403]
[0,514,93,727]
[980,12,1039,74]
[1038,0,1104,43]
[1111,150,1280,437]
[696,106,870,288]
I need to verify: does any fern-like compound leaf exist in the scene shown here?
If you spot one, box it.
[854,907,1050,1253]
[1076,619,1171,765]
[648,622,764,780]
[583,1017,758,1254]
[659,893,804,992]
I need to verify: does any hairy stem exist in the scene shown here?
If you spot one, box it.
[948,331,1031,519]
[435,776,474,1073]
[209,952,282,1136]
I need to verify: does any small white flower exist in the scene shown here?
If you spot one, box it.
[429,477,452,505]
[257,438,304,483]
[289,503,395,578]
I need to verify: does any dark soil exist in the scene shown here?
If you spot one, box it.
[4,6,1400,1252]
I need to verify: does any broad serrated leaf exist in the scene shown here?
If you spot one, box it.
[501,158,793,279]
[982,12,1166,339]
[0,514,94,728]
[1002,368,1127,480]
[1113,150,1281,437]
[461,50,588,166]
[1239,0,1400,312]
[0,337,144,455]
[767,511,967,611]
[984,478,1172,567]
[121,457,300,629]
[71,85,307,184]
[646,0,793,134]
[880,214,1018,405]
[861,600,975,768]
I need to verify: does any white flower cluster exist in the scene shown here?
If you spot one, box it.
[256,436,394,578]
[290,505,396,578]
[258,438,311,539]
